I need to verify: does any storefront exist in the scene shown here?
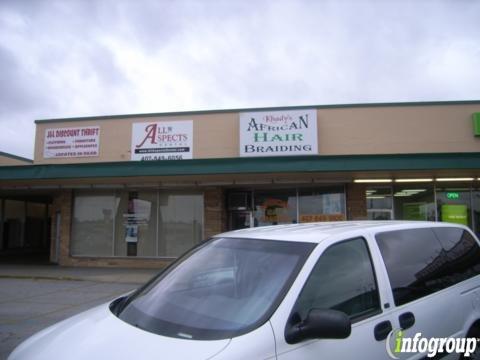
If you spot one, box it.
[367,182,480,230]
[227,186,346,229]
[1,100,480,267]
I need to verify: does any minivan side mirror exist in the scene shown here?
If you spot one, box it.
[285,309,352,344]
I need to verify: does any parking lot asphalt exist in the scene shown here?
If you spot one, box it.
[0,276,147,359]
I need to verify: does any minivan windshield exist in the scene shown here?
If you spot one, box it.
[115,237,314,340]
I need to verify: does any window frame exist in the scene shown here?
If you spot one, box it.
[287,236,383,325]
[71,189,205,259]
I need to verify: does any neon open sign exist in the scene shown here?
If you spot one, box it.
[446,192,460,200]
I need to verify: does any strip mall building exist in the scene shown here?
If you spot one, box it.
[1,101,480,268]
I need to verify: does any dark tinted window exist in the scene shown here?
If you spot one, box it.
[377,227,480,307]
[376,228,443,306]
[294,238,380,321]
[431,227,480,286]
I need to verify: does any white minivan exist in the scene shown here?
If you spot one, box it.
[8,221,480,359]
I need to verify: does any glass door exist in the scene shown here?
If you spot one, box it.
[473,190,480,237]
[366,186,393,220]
[229,211,253,230]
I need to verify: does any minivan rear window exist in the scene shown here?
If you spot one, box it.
[431,228,480,286]
[376,227,480,306]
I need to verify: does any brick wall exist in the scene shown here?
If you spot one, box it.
[204,187,227,239]
[49,189,72,264]
[346,183,367,220]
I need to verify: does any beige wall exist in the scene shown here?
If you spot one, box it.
[35,112,239,164]
[318,105,480,155]
[0,154,32,166]
[34,103,480,164]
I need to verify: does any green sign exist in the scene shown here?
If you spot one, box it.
[473,113,480,136]
[446,192,460,200]
[441,204,468,225]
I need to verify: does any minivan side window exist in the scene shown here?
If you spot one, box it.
[376,227,480,307]
[431,228,480,286]
[293,237,381,322]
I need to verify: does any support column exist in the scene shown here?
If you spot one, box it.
[0,199,3,251]
[50,190,73,265]
[204,187,226,239]
[346,183,367,220]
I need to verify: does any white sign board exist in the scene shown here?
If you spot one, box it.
[239,109,317,157]
[131,121,193,161]
[44,126,100,158]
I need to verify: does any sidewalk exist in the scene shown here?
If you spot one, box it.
[0,263,161,284]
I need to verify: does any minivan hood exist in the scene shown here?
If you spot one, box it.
[9,302,231,360]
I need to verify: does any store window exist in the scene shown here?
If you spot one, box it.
[253,190,297,226]
[158,193,203,257]
[227,187,347,229]
[393,185,435,221]
[366,187,393,220]
[114,191,157,257]
[71,192,115,256]
[473,190,480,236]
[72,190,203,258]
[436,188,472,227]
[298,187,345,222]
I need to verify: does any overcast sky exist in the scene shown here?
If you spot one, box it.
[1,0,479,159]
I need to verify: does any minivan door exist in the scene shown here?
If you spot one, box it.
[374,227,480,359]
[274,236,398,359]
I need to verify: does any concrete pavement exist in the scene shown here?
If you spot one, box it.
[0,264,163,359]
[0,264,161,284]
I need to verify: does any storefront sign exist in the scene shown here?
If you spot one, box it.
[131,121,193,161]
[441,204,468,225]
[239,109,318,157]
[473,112,480,136]
[125,225,138,243]
[299,214,345,222]
[446,192,460,200]
[123,198,152,225]
[44,126,100,158]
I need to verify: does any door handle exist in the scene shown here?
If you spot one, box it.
[399,312,415,330]
[374,320,392,341]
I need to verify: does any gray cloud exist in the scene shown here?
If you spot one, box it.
[0,0,479,158]
[0,45,45,113]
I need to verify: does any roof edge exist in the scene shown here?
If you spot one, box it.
[0,151,33,163]
[35,100,480,124]
[1,152,480,181]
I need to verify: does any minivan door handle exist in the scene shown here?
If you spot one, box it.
[374,320,392,341]
[399,312,415,330]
